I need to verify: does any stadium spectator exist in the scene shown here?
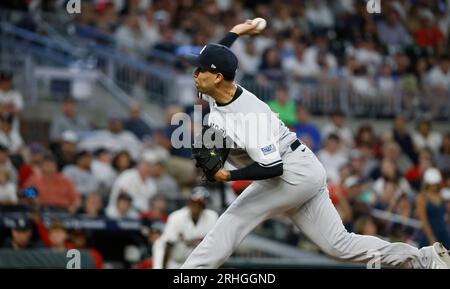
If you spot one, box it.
[107,154,157,213]
[327,170,353,226]
[123,101,153,140]
[62,150,100,197]
[416,168,450,248]
[52,130,79,171]
[0,113,24,156]
[413,10,445,49]
[2,217,41,249]
[405,147,435,191]
[77,191,104,218]
[321,110,354,148]
[79,116,142,160]
[342,175,369,217]
[112,150,134,174]
[293,106,321,152]
[24,153,81,213]
[381,141,412,175]
[282,43,320,80]
[437,132,450,174]
[373,180,400,212]
[257,47,284,85]
[140,194,169,224]
[94,1,119,35]
[106,192,139,219]
[318,134,348,184]
[0,70,24,116]
[155,105,196,189]
[153,26,178,55]
[353,215,378,236]
[46,221,72,252]
[90,148,117,193]
[426,54,450,92]
[376,8,411,52]
[372,158,413,198]
[267,85,297,127]
[231,38,260,75]
[71,229,103,269]
[135,220,165,269]
[139,6,161,49]
[305,0,335,30]
[161,187,218,269]
[49,97,91,142]
[115,12,151,58]
[0,168,17,206]
[412,118,442,154]
[18,143,44,189]
[0,145,18,184]
[392,115,417,164]
[143,149,179,201]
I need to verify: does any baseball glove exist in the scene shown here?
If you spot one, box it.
[192,126,230,182]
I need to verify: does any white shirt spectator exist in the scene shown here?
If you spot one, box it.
[0,160,17,184]
[351,75,377,97]
[426,65,450,91]
[372,177,414,198]
[107,168,157,213]
[0,128,23,155]
[317,149,349,184]
[79,129,143,160]
[303,46,338,71]
[231,39,260,75]
[0,182,17,204]
[283,54,321,78]
[412,131,443,153]
[321,123,354,148]
[91,159,117,190]
[0,89,23,112]
[305,0,335,29]
[161,206,218,268]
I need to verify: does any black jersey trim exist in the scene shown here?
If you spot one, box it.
[216,85,243,107]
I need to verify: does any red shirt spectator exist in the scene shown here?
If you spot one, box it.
[414,11,444,48]
[24,153,80,212]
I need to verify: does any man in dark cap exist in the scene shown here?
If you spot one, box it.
[3,217,42,249]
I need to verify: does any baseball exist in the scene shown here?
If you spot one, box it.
[252,17,267,33]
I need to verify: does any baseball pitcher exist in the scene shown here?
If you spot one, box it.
[181,20,450,269]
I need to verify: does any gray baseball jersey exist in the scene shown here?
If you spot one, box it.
[182,86,433,269]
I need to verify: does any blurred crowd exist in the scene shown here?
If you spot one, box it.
[0,0,449,268]
[66,0,450,118]
[1,66,449,267]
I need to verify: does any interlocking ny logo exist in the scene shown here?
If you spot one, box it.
[66,0,81,14]
[366,0,381,14]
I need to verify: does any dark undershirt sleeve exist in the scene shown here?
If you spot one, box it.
[218,32,239,48]
[229,162,283,181]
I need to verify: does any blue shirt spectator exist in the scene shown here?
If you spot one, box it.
[293,106,321,152]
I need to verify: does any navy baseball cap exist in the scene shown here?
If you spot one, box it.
[185,44,238,79]
[13,217,32,231]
